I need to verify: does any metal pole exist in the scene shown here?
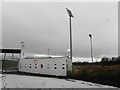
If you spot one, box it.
[21,42,24,58]
[3,53,6,73]
[2,53,4,73]
[48,48,49,57]
[23,46,24,57]
[66,8,73,60]
[89,34,93,63]
[66,8,73,72]
[91,37,93,63]
[2,53,3,73]
[69,16,72,60]
[12,53,14,61]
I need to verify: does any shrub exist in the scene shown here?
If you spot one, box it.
[69,65,120,87]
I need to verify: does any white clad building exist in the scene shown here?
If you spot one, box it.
[18,57,72,76]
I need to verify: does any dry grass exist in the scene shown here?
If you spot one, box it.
[69,65,120,87]
[75,65,120,69]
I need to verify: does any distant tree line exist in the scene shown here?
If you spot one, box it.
[101,56,120,65]
[73,56,120,66]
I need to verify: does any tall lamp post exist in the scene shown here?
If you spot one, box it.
[21,42,25,58]
[89,34,93,63]
[66,8,74,60]
[67,49,70,58]
[48,48,49,57]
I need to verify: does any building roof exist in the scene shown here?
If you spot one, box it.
[0,48,21,53]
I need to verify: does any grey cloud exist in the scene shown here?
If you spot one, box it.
[2,2,118,57]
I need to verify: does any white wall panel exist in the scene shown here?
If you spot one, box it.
[19,57,71,76]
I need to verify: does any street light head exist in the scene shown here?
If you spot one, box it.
[21,41,25,47]
[66,8,74,17]
[89,34,92,38]
[67,49,70,52]
[21,41,24,44]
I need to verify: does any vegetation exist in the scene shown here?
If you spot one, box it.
[1,56,120,87]
[73,56,120,66]
[2,60,18,69]
[0,60,2,69]
[70,56,120,87]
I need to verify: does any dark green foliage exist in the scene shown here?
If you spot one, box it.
[73,56,120,66]
[2,60,18,69]
[0,60,2,68]
[69,65,120,88]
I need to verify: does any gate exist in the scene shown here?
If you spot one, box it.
[0,48,21,73]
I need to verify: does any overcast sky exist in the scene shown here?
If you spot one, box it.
[2,2,118,57]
